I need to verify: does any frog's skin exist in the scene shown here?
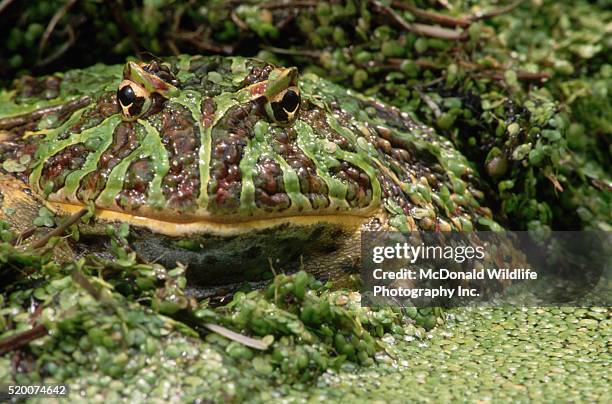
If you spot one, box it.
[0,55,495,292]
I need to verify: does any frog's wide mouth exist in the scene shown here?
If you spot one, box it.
[47,201,380,237]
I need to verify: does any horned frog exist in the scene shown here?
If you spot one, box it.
[0,55,497,293]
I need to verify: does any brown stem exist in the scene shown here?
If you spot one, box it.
[387,57,446,71]
[470,0,527,21]
[371,0,467,40]
[458,60,550,82]
[30,208,88,250]
[174,30,234,54]
[391,2,471,28]
[10,227,37,246]
[166,39,180,56]
[103,0,142,57]
[37,24,77,67]
[260,0,317,9]
[262,46,323,59]
[203,323,269,350]
[39,0,77,54]
[492,70,551,82]
[415,89,442,118]
[230,11,250,31]
[0,325,47,355]
[436,0,452,10]
[71,267,104,302]
[0,0,15,15]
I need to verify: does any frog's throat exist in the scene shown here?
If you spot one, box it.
[46,201,381,237]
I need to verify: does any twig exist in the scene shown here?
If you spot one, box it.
[29,302,45,325]
[230,11,250,31]
[459,60,551,82]
[590,178,612,193]
[71,267,104,301]
[10,226,37,246]
[390,0,527,32]
[203,323,269,350]
[36,24,76,67]
[471,0,527,21]
[262,46,322,59]
[391,2,471,28]
[103,0,142,57]
[30,208,88,249]
[491,70,551,82]
[436,0,452,10]
[415,89,442,118]
[0,325,47,356]
[166,39,180,56]
[371,0,467,41]
[260,0,317,9]
[174,30,234,54]
[387,57,441,70]
[39,0,77,54]
[545,172,564,193]
[0,0,15,15]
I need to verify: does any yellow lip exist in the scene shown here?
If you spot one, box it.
[46,201,381,237]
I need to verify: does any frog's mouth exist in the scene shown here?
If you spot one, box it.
[47,201,380,237]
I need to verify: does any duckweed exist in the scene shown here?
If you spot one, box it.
[2,221,609,402]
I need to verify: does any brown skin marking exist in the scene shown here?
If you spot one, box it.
[117,158,154,210]
[208,104,259,213]
[42,143,88,192]
[158,104,201,210]
[253,157,290,211]
[332,161,372,208]
[240,63,273,87]
[201,98,216,129]
[78,121,141,202]
[273,126,330,210]
[61,92,119,140]
[13,75,62,101]
[300,104,355,152]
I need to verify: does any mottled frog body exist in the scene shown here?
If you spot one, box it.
[0,55,492,290]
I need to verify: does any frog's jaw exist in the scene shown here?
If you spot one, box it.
[130,218,368,291]
[46,200,382,237]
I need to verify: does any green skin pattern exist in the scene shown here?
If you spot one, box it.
[0,55,500,289]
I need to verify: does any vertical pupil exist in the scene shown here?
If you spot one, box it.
[118,85,136,106]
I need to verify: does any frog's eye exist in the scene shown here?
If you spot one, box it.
[265,86,300,124]
[117,80,151,121]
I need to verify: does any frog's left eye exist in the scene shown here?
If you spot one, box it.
[265,86,301,124]
[117,80,151,121]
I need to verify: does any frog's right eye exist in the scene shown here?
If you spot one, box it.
[264,86,301,124]
[117,80,151,121]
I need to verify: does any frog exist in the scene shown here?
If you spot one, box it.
[0,55,500,294]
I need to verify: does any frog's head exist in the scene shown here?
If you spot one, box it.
[117,58,300,125]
